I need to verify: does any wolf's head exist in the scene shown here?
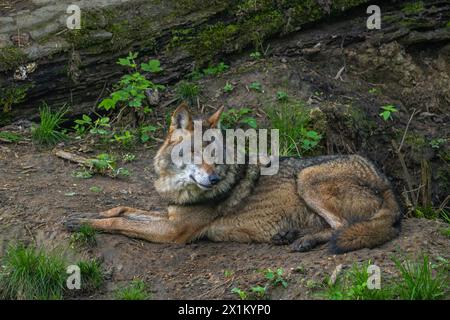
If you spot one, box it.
[154,103,235,204]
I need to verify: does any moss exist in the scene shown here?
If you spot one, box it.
[170,0,368,64]
[399,17,434,29]
[344,104,376,133]
[404,132,426,148]
[402,1,425,15]
[309,107,327,134]
[0,84,30,113]
[174,0,225,14]
[0,46,27,72]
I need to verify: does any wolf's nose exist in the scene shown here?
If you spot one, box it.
[209,174,220,185]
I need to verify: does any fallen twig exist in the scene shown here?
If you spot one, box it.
[53,149,90,166]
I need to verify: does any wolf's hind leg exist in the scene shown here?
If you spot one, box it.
[271,227,317,245]
[271,229,300,245]
[291,229,333,252]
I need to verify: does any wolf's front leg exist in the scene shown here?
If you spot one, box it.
[65,207,189,244]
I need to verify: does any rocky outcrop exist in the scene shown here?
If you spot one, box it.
[0,0,370,121]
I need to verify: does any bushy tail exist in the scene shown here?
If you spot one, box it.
[330,189,402,254]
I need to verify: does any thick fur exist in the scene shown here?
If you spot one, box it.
[65,104,402,253]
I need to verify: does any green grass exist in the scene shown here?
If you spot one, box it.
[266,101,322,157]
[77,259,103,291]
[323,262,393,300]
[322,255,449,300]
[0,245,67,299]
[0,244,104,299]
[70,224,97,247]
[115,279,151,300]
[0,131,23,142]
[393,255,448,300]
[220,108,257,129]
[413,206,450,223]
[441,227,450,238]
[31,103,68,145]
[176,81,200,106]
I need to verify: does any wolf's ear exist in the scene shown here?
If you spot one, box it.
[207,106,224,128]
[170,103,193,130]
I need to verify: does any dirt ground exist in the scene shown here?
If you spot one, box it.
[0,140,448,299]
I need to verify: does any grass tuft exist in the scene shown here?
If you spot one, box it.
[77,259,103,291]
[0,245,66,300]
[0,131,23,143]
[31,103,68,145]
[393,255,448,300]
[115,279,151,300]
[176,81,200,106]
[267,101,322,157]
[322,255,449,300]
[70,224,97,247]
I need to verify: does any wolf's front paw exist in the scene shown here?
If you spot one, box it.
[291,237,317,252]
[271,229,299,245]
[64,212,101,231]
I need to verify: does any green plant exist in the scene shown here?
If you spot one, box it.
[123,153,136,162]
[113,130,135,147]
[263,268,288,288]
[393,255,448,300]
[88,153,116,174]
[249,81,262,92]
[0,85,29,113]
[70,224,97,247]
[250,51,262,60]
[276,91,288,101]
[223,270,234,278]
[250,285,267,298]
[429,138,446,149]
[414,206,449,223]
[368,87,380,95]
[87,153,129,178]
[77,259,103,291]
[139,124,159,143]
[72,169,93,179]
[220,108,257,129]
[32,103,68,145]
[231,287,248,300]
[379,104,398,121]
[0,131,22,142]
[441,227,450,238]
[202,62,229,76]
[267,102,322,157]
[322,256,449,300]
[0,245,66,299]
[176,81,200,106]
[89,186,103,193]
[73,114,111,137]
[116,167,130,177]
[223,82,234,93]
[115,279,151,300]
[98,52,163,124]
[323,262,392,300]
